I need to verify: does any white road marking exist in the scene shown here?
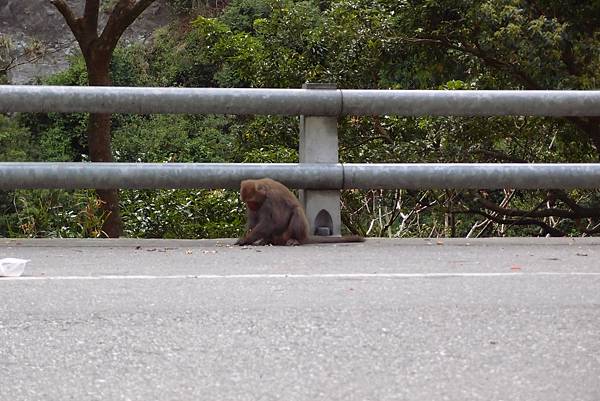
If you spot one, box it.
[1,272,600,281]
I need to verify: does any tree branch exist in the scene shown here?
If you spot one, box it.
[469,189,515,237]
[378,190,402,236]
[101,0,156,50]
[0,41,71,74]
[83,0,100,34]
[475,196,600,219]
[455,40,542,90]
[462,209,566,236]
[582,221,600,235]
[341,206,367,237]
[549,189,583,212]
[398,34,600,155]
[129,0,158,22]
[50,0,84,41]
[398,33,544,89]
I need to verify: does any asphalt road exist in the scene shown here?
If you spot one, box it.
[1,238,599,401]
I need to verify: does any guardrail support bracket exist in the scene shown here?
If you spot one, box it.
[299,83,342,236]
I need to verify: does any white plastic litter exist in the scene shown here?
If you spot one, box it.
[0,258,30,277]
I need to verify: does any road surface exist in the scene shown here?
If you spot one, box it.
[1,238,599,401]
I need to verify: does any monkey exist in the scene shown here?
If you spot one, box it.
[235,178,364,246]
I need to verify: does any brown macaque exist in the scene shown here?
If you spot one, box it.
[236,178,364,246]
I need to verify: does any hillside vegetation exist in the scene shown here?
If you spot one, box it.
[1,0,599,238]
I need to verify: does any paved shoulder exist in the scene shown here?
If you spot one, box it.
[1,238,599,401]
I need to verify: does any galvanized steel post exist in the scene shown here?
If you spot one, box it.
[299,83,342,236]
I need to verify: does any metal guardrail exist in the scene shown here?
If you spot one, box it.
[2,85,600,116]
[1,86,600,192]
[1,163,600,190]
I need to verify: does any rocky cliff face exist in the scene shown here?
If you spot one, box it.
[0,0,172,83]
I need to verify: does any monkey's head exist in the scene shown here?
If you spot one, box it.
[240,179,268,211]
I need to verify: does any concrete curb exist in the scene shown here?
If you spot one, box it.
[1,237,599,247]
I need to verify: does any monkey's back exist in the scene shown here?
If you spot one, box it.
[263,178,309,241]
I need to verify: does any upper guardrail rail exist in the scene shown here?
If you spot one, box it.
[2,162,600,190]
[1,85,600,116]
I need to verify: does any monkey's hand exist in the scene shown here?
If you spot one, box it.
[235,226,254,245]
[235,230,259,246]
[235,237,250,245]
[235,223,272,246]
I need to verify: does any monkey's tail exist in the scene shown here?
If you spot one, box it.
[305,235,365,244]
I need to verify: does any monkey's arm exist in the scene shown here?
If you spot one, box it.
[235,219,275,245]
[235,203,263,245]
[246,210,260,230]
[235,199,279,245]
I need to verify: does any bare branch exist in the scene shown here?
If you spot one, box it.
[101,0,156,50]
[341,207,366,237]
[477,196,600,219]
[476,197,570,219]
[462,209,566,237]
[582,221,600,235]
[378,190,402,236]
[549,190,583,212]
[50,0,77,25]
[50,0,84,40]
[129,0,158,22]
[469,189,516,237]
[0,41,71,74]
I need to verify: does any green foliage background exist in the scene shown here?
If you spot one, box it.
[1,0,599,238]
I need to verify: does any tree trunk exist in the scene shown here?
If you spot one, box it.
[87,54,122,238]
[50,0,158,238]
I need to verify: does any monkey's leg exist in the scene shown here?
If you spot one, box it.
[270,232,301,246]
[266,209,306,246]
[270,233,291,246]
[286,207,309,244]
